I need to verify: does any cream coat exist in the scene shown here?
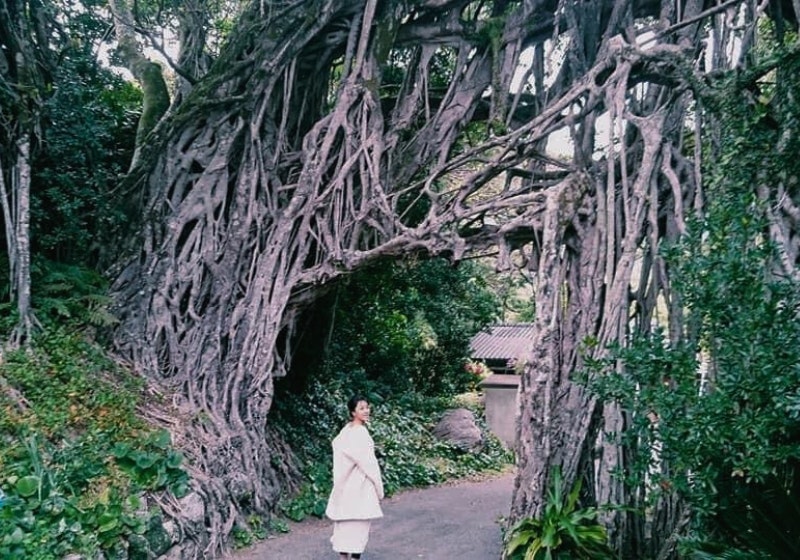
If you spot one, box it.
[325,423,384,521]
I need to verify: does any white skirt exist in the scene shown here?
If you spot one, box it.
[331,519,371,554]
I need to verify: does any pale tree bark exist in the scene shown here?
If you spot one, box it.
[0,153,36,348]
[107,0,171,169]
[0,0,52,348]
[106,0,800,556]
[8,136,36,346]
[171,0,217,106]
[510,4,799,560]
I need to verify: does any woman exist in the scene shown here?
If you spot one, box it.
[325,394,384,560]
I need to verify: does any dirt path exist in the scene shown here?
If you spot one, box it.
[232,470,515,560]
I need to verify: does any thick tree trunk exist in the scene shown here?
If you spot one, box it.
[508,17,800,560]
[107,0,797,556]
[109,1,513,554]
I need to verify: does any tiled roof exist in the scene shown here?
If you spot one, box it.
[469,323,536,361]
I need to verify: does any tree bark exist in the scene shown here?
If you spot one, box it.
[106,0,799,556]
[107,0,171,169]
[0,0,53,348]
[9,135,35,346]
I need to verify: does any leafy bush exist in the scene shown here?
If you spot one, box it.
[32,54,140,266]
[0,259,117,333]
[503,467,614,560]
[580,47,800,557]
[681,463,800,560]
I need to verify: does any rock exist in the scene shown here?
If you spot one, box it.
[127,534,150,560]
[225,471,253,506]
[105,540,128,560]
[432,408,483,451]
[121,514,177,560]
[162,520,180,546]
[177,491,205,526]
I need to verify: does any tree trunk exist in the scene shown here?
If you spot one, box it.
[107,0,171,169]
[106,0,797,556]
[0,0,52,348]
[108,1,496,553]
[9,135,36,346]
[0,153,35,347]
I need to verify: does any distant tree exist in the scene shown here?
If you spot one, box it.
[0,0,60,345]
[104,0,247,168]
[1,0,141,344]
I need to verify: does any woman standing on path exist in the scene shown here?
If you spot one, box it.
[325,395,384,559]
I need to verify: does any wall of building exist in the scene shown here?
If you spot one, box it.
[480,374,520,449]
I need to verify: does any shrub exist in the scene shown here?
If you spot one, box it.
[503,467,614,560]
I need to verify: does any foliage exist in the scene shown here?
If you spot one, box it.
[230,514,270,549]
[272,378,513,524]
[682,462,800,560]
[308,257,500,397]
[0,0,139,270]
[689,548,769,560]
[0,258,117,333]
[0,330,189,558]
[32,54,140,266]
[582,47,800,558]
[381,47,457,100]
[111,432,189,497]
[271,255,509,529]
[488,268,536,323]
[503,467,614,560]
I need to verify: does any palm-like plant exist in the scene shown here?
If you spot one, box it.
[504,467,615,560]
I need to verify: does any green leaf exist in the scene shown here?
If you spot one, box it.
[134,452,158,469]
[151,430,172,450]
[166,451,184,469]
[97,513,119,533]
[111,442,131,458]
[15,476,40,498]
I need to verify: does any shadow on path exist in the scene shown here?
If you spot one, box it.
[232,470,515,560]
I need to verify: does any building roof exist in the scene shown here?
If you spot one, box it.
[469,323,536,362]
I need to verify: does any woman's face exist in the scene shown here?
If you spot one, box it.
[351,400,371,424]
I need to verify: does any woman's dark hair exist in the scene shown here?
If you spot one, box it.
[347,394,368,417]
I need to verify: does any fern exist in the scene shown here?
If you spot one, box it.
[0,259,117,333]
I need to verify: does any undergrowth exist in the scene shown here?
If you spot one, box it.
[271,380,514,529]
[0,330,189,558]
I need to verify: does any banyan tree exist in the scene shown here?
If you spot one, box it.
[108,0,800,557]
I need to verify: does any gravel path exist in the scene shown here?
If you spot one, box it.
[231,470,515,560]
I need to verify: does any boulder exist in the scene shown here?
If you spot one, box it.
[144,514,177,557]
[432,408,483,451]
[177,491,205,527]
